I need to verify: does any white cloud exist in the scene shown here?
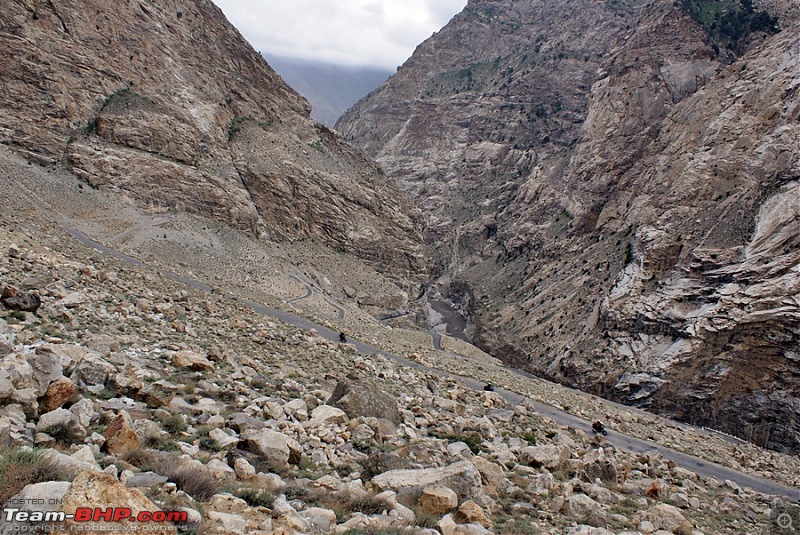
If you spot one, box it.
[212,0,467,69]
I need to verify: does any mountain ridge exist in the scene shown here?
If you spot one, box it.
[0,0,426,288]
[337,0,800,453]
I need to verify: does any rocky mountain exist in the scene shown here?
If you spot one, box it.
[336,0,800,453]
[0,0,425,285]
[264,54,392,127]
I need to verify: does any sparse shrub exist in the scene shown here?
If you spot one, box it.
[227,115,247,141]
[340,528,409,535]
[0,447,73,504]
[159,413,187,434]
[215,389,238,403]
[122,448,158,471]
[334,463,354,477]
[144,437,180,452]
[160,458,219,501]
[411,506,438,529]
[521,431,537,446]
[96,385,119,400]
[502,519,542,534]
[348,496,387,516]
[624,242,634,265]
[234,487,275,508]
[197,436,222,452]
[350,438,373,453]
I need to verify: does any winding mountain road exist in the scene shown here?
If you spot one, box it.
[288,274,346,320]
[64,227,799,501]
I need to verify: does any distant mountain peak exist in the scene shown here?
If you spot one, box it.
[263,54,392,127]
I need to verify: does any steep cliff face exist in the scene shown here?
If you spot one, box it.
[338,0,646,249]
[0,0,425,282]
[338,0,800,452]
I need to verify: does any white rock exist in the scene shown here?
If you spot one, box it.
[518,444,570,469]
[69,398,97,428]
[300,507,337,532]
[234,458,256,480]
[206,459,235,479]
[284,398,309,421]
[309,405,348,425]
[207,511,246,535]
[240,429,290,471]
[438,513,457,535]
[70,445,101,470]
[370,460,485,505]
[209,427,239,449]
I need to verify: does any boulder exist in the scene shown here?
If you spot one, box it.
[640,504,693,535]
[69,398,96,428]
[171,350,214,371]
[519,444,570,469]
[206,459,236,480]
[299,507,337,532]
[207,511,246,534]
[327,378,400,424]
[308,404,348,425]
[419,486,459,515]
[70,445,100,469]
[562,494,606,527]
[103,411,142,455]
[27,351,63,396]
[454,500,491,528]
[209,428,239,450]
[438,514,458,535]
[283,398,308,421]
[565,527,617,534]
[61,471,176,533]
[271,495,310,532]
[42,449,100,475]
[470,456,508,493]
[581,449,619,484]
[125,472,169,488]
[240,429,291,471]
[370,460,485,504]
[69,356,117,389]
[233,457,256,480]
[1,286,41,314]
[36,408,85,441]
[39,378,79,413]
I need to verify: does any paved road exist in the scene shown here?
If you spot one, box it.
[287,274,345,320]
[65,227,800,501]
[287,275,313,302]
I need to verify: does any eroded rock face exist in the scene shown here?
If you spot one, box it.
[0,0,425,285]
[338,0,800,452]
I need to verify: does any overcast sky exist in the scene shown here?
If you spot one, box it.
[212,0,468,69]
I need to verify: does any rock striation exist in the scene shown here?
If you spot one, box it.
[0,0,425,283]
[337,0,800,452]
